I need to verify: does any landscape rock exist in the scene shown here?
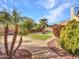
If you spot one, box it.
[15,49,32,59]
[47,38,59,49]
[0,50,3,55]
[47,38,74,59]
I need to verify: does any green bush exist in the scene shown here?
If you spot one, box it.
[60,19,79,55]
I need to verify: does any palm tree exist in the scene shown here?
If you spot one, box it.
[9,9,22,59]
[0,10,11,56]
[0,9,23,59]
[39,18,48,33]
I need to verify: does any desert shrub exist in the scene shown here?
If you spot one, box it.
[60,19,79,55]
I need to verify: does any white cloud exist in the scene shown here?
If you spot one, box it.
[42,0,57,9]
[38,0,59,10]
[46,2,73,24]
[37,0,74,24]
[0,0,20,11]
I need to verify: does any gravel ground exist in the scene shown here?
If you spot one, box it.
[0,34,78,59]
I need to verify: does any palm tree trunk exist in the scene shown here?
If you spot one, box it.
[4,24,9,56]
[13,35,22,55]
[9,24,18,59]
[42,25,45,34]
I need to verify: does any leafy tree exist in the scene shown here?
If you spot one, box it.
[25,20,35,30]
[20,19,35,33]
[60,19,79,55]
[34,24,42,31]
[19,21,29,35]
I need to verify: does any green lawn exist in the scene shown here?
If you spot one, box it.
[45,31,53,34]
[31,34,52,40]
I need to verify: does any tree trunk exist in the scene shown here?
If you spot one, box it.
[9,24,18,59]
[42,25,45,34]
[4,24,9,56]
[13,35,22,55]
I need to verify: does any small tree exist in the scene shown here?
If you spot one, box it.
[0,9,23,59]
[9,9,23,59]
[0,10,11,56]
[39,18,48,33]
[20,19,35,33]
[35,24,42,31]
[19,21,29,35]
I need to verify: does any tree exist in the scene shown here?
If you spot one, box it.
[19,21,29,35]
[9,9,22,59]
[0,10,11,56]
[25,20,34,31]
[39,18,48,33]
[20,18,35,32]
[34,23,42,31]
[0,9,23,59]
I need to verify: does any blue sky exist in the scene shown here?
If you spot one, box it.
[0,0,79,25]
